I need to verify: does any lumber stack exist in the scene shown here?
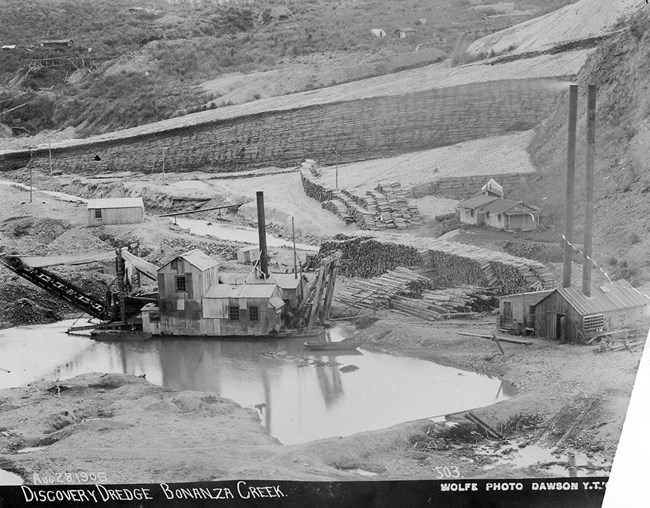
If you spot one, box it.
[334,266,498,320]
[335,267,436,310]
[322,199,355,225]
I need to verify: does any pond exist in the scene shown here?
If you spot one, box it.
[0,320,514,445]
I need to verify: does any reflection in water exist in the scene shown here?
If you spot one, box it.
[0,320,514,445]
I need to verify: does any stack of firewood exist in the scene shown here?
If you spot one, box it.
[320,236,423,278]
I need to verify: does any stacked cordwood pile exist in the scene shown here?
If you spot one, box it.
[300,161,423,230]
[320,233,555,294]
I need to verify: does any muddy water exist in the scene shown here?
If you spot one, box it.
[170,217,319,251]
[0,320,514,445]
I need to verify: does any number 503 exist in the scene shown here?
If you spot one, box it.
[435,466,460,479]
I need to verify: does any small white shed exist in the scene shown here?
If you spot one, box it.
[87,197,145,226]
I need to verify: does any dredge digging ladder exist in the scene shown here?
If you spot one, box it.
[0,255,107,319]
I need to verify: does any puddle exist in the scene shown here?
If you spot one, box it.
[0,320,514,445]
[170,217,319,251]
[16,447,48,454]
[476,441,609,477]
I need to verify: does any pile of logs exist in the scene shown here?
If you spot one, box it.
[391,286,498,321]
[335,266,499,320]
[300,165,423,230]
[336,267,434,310]
[320,236,422,278]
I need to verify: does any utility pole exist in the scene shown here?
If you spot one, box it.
[331,147,339,189]
[28,149,34,203]
[292,216,297,279]
[161,146,167,185]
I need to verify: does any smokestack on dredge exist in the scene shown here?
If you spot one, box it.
[256,191,269,279]
[582,85,596,297]
[562,84,578,288]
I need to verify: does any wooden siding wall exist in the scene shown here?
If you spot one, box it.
[500,291,553,331]
[459,208,479,225]
[507,214,537,231]
[534,292,648,342]
[87,207,143,226]
[483,212,504,229]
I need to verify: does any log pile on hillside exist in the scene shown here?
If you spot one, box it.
[300,163,423,230]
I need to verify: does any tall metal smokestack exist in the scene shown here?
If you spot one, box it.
[256,191,269,279]
[563,84,578,288]
[583,85,596,297]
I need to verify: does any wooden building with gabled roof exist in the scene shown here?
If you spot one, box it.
[533,280,650,343]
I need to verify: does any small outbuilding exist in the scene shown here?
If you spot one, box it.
[236,245,260,264]
[457,195,499,225]
[498,289,554,334]
[393,28,417,38]
[87,197,145,226]
[533,280,650,343]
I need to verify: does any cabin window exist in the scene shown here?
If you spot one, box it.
[583,314,605,333]
[249,306,259,322]
[498,214,502,222]
[94,209,102,219]
[486,211,490,219]
[149,312,160,322]
[175,275,187,292]
[470,209,474,218]
[229,306,240,321]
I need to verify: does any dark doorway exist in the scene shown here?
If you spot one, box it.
[556,314,566,342]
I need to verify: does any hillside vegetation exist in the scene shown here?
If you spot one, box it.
[518,7,650,285]
[0,0,575,137]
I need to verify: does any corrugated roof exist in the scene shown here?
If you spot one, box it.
[204,283,279,299]
[178,250,219,271]
[458,195,499,209]
[87,197,144,209]
[552,280,650,315]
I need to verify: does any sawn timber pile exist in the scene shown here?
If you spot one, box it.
[319,233,556,293]
[335,267,499,320]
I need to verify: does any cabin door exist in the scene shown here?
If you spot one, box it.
[554,313,566,341]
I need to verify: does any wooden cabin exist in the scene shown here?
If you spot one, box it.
[533,280,649,343]
[87,197,144,226]
[458,196,539,231]
[457,195,498,225]
[498,290,554,334]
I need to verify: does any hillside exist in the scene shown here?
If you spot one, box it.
[0,0,576,137]
[516,6,650,285]
[466,0,640,58]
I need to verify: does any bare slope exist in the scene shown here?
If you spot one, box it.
[519,8,650,285]
[466,0,642,57]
